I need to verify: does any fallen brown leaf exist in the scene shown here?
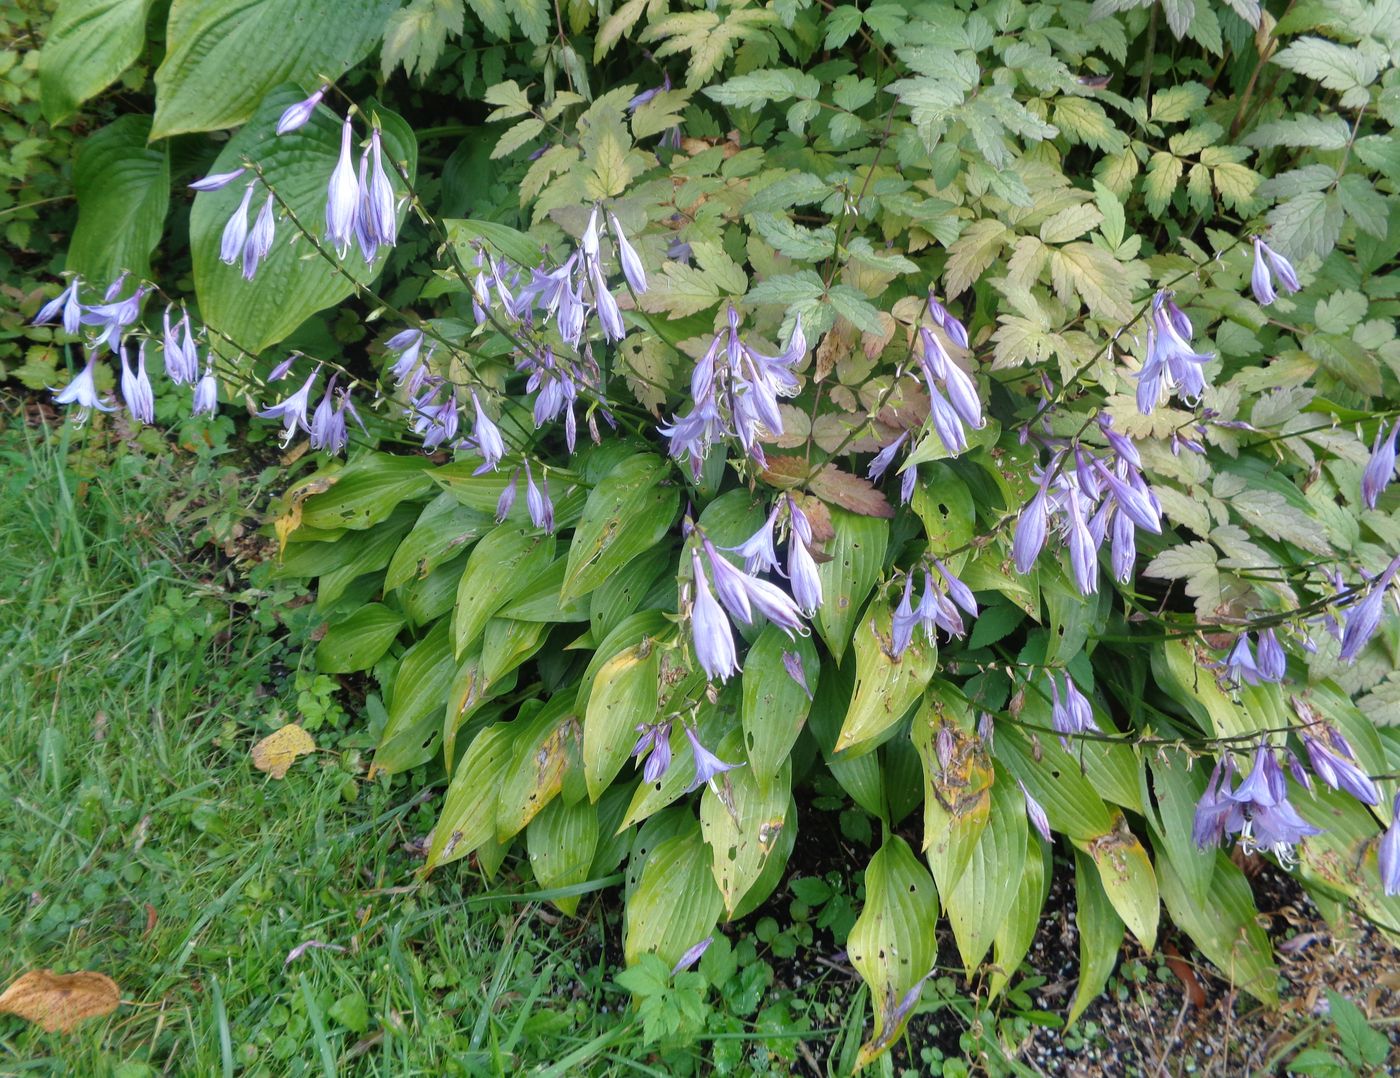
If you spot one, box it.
[0,970,121,1032]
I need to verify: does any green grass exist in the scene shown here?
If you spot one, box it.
[0,419,854,1077]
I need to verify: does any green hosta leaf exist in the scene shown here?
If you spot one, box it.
[316,603,404,673]
[496,695,580,842]
[66,115,170,285]
[563,454,679,602]
[1073,815,1158,952]
[452,526,556,657]
[741,627,818,787]
[1069,848,1124,1025]
[1158,850,1278,1005]
[425,722,515,870]
[909,464,975,553]
[496,558,591,622]
[445,217,544,268]
[989,833,1048,1001]
[372,621,455,775]
[942,770,1029,974]
[385,494,491,591]
[314,506,416,608]
[39,0,156,122]
[300,456,433,531]
[479,617,547,685]
[1147,750,1215,908]
[526,796,599,915]
[700,744,791,916]
[815,508,888,663]
[624,825,724,967]
[995,726,1114,841]
[152,0,397,138]
[190,91,417,355]
[583,640,662,801]
[848,835,939,1068]
[836,596,937,755]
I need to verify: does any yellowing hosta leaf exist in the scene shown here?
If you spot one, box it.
[848,835,938,1069]
[1069,848,1124,1026]
[912,698,992,883]
[0,970,121,1033]
[700,742,791,916]
[836,597,937,755]
[942,769,1028,974]
[497,698,580,842]
[1073,814,1159,953]
[250,723,315,779]
[624,825,723,966]
[583,639,661,801]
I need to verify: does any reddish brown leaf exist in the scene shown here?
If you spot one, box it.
[808,466,894,519]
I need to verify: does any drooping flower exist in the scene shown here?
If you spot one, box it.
[1256,628,1287,682]
[1013,480,1051,574]
[33,277,83,335]
[523,459,554,533]
[1136,291,1214,415]
[867,432,909,482]
[1301,733,1379,805]
[1224,744,1323,864]
[360,128,398,252]
[308,376,348,455]
[257,368,319,446]
[632,721,673,784]
[786,498,823,615]
[891,571,918,658]
[1379,793,1400,896]
[242,193,277,280]
[276,85,327,135]
[671,935,713,975]
[684,725,741,791]
[926,292,969,350]
[188,168,246,192]
[220,183,255,265]
[268,354,298,383]
[728,503,781,574]
[689,548,739,681]
[470,391,506,472]
[782,650,812,699]
[1222,635,1262,686]
[1018,779,1052,842]
[609,212,647,293]
[495,470,518,522]
[119,342,154,425]
[1362,422,1398,509]
[81,283,148,353]
[325,115,360,257]
[1250,237,1300,306]
[1339,556,1400,661]
[192,368,219,416]
[1192,757,1239,850]
[52,352,116,422]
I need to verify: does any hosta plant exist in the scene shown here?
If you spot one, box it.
[24,0,1400,1063]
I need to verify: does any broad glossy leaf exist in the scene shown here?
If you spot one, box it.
[1294,784,1400,935]
[848,835,939,1067]
[452,526,556,657]
[189,90,416,355]
[153,0,397,138]
[563,454,679,602]
[67,116,169,285]
[1158,850,1279,1005]
[424,722,514,870]
[496,694,580,841]
[584,639,662,801]
[624,826,724,967]
[1069,848,1124,1025]
[942,769,1028,974]
[589,544,673,641]
[816,509,889,662]
[807,656,885,817]
[741,627,818,787]
[40,0,155,122]
[526,796,599,915]
[479,617,549,684]
[498,557,591,622]
[624,807,693,902]
[836,596,937,755]
[431,459,589,528]
[316,603,403,673]
[315,504,416,609]
[730,795,799,920]
[700,739,791,916]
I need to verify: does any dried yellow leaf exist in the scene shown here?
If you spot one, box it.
[251,723,316,779]
[0,970,121,1032]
